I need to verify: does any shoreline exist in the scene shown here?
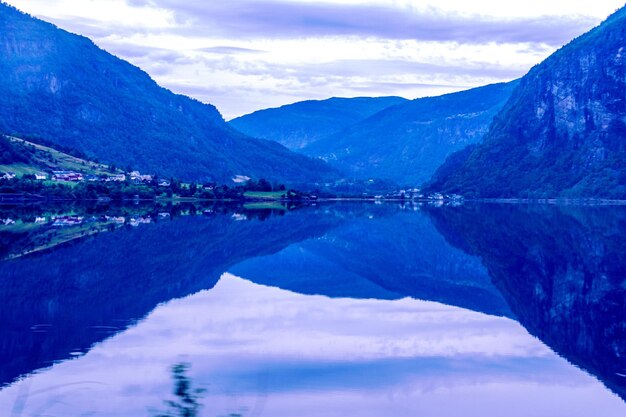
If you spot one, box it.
[4,195,626,206]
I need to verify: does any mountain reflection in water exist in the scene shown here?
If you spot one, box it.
[0,202,624,417]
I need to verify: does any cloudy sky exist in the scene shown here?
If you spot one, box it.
[5,0,625,118]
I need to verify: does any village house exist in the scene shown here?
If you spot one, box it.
[130,171,153,183]
[106,173,126,182]
[52,171,84,182]
[35,173,47,180]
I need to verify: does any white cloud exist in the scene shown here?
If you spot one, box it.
[4,0,625,117]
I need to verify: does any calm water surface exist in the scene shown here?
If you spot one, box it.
[0,203,624,416]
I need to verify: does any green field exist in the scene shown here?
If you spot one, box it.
[243,191,288,200]
[0,163,39,176]
[1,136,120,177]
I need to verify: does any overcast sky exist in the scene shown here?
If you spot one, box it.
[5,0,625,119]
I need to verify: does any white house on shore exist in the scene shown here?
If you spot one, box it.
[107,174,126,182]
[130,171,153,182]
[52,171,83,182]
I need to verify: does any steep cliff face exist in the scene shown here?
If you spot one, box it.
[428,7,626,198]
[303,82,518,185]
[0,4,337,184]
[427,204,626,400]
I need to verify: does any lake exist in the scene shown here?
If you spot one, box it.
[0,202,624,416]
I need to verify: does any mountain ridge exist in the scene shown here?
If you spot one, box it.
[0,3,338,184]
[303,81,519,185]
[229,96,407,150]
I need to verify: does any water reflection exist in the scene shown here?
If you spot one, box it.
[230,207,511,317]
[0,202,624,416]
[0,274,622,417]
[426,203,626,401]
[0,203,339,388]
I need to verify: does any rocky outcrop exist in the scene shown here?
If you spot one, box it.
[427,7,626,198]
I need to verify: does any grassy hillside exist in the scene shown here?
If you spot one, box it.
[0,135,120,177]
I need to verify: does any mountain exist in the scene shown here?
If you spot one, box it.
[426,7,626,198]
[301,82,518,185]
[0,3,337,184]
[229,96,407,150]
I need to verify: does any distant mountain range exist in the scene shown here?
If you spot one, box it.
[426,6,626,198]
[302,82,518,185]
[0,3,337,185]
[232,84,516,186]
[230,96,407,150]
[231,5,626,196]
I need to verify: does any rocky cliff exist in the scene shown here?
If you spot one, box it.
[427,7,626,198]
